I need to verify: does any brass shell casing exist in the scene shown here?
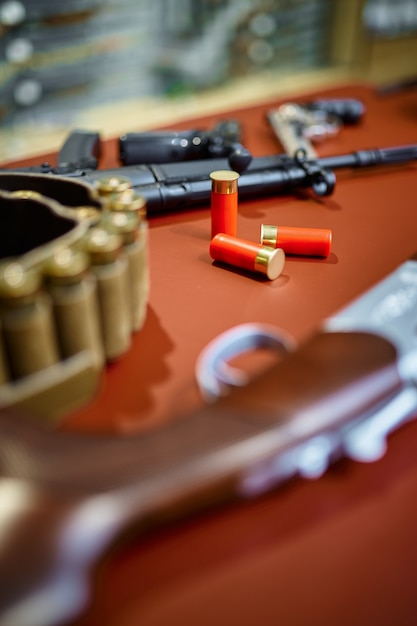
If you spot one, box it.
[95,176,132,197]
[0,317,9,384]
[44,248,90,286]
[46,257,104,368]
[84,227,131,361]
[84,227,123,265]
[2,294,60,378]
[106,211,139,245]
[43,247,104,368]
[0,263,59,378]
[105,211,149,332]
[210,170,240,194]
[0,263,42,304]
[108,189,147,218]
[0,268,60,378]
[260,224,278,248]
[254,247,286,280]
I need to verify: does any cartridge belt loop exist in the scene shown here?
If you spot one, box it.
[106,189,150,332]
[0,173,149,421]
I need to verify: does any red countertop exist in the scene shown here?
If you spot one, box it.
[6,81,417,626]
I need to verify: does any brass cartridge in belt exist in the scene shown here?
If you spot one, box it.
[0,263,60,379]
[94,176,133,207]
[44,247,105,370]
[84,226,131,361]
[107,190,149,332]
[0,317,9,385]
[107,188,147,218]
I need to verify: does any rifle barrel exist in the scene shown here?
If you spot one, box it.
[319,145,417,170]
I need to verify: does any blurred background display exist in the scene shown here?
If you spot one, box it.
[0,0,335,127]
[0,0,416,158]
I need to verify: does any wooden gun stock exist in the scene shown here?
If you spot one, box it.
[0,331,402,626]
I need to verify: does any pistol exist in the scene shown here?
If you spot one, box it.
[267,97,366,158]
[1,250,417,626]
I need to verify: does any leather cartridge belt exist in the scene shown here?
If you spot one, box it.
[0,172,149,421]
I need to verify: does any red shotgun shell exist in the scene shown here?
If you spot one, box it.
[260,224,332,257]
[210,170,240,238]
[210,233,285,280]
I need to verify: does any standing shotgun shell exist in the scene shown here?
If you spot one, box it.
[261,224,332,257]
[210,170,240,238]
[210,233,285,280]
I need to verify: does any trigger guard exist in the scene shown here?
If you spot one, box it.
[195,323,296,402]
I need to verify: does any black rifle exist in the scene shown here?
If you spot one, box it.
[4,130,417,215]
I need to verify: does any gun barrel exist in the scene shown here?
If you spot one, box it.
[319,145,417,170]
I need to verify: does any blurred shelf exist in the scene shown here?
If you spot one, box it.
[0,66,356,164]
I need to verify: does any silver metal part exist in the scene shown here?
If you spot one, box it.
[343,386,417,462]
[239,258,417,495]
[325,260,417,365]
[195,322,296,402]
[325,258,417,461]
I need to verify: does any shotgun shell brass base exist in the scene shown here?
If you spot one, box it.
[254,246,286,280]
